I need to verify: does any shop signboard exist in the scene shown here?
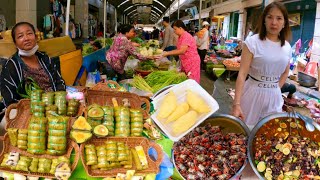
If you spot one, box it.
[289,13,301,27]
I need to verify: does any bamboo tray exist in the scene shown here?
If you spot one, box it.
[80,137,163,177]
[5,99,84,131]
[0,133,79,179]
[90,81,122,91]
[86,90,151,119]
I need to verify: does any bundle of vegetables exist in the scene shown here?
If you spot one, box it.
[17,129,28,150]
[114,107,130,137]
[47,116,69,155]
[130,109,143,137]
[145,71,187,93]
[82,43,95,56]
[94,38,113,47]
[17,77,42,99]
[27,116,47,154]
[131,75,153,93]
[132,71,187,93]
[137,60,157,71]
[55,91,67,116]
[102,106,115,136]
[131,37,144,44]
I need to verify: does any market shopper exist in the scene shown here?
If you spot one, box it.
[106,24,153,81]
[197,21,210,70]
[161,17,177,52]
[158,20,201,83]
[232,2,292,128]
[0,22,66,108]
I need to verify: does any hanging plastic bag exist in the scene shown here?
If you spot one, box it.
[85,71,101,87]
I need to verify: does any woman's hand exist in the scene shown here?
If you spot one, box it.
[154,51,167,60]
[231,104,245,120]
[132,42,140,47]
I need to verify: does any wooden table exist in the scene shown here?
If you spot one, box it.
[225,66,240,81]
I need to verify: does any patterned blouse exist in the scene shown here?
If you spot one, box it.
[177,31,201,83]
[106,34,146,74]
[23,66,53,92]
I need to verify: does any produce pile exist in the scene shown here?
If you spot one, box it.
[70,105,144,144]
[223,59,240,69]
[84,142,148,171]
[132,71,187,93]
[7,115,69,155]
[173,124,247,179]
[136,60,158,71]
[1,151,71,178]
[254,118,320,180]
[156,90,211,136]
[82,38,113,56]
[29,90,80,117]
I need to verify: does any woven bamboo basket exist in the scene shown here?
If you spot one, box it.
[5,99,84,130]
[89,81,122,91]
[86,90,151,119]
[0,133,80,178]
[80,137,163,177]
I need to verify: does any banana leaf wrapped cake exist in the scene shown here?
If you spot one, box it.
[114,107,130,137]
[130,109,143,137]
[27,116,47,154]
[47,116,68,155]
[17,129,28,150]
[102,106,115,136]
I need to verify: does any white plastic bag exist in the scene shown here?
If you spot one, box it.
[124,58,139,71]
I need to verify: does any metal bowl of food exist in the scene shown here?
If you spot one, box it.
[172,114,250,179]
[248,113,320,180]
[298,79,316,87]
[298,71,317,82]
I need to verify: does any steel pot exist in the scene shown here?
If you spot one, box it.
[247,112,318,179]
[298,79,316,87]
[298,71,317,82]
[173,114,250,180]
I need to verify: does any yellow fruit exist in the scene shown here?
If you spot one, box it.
[172,110,198,135]
[166,102,189,124]
[282,148,290,155]
[257,161,266,172]
[157,91,177,119]
[186,90,210,113]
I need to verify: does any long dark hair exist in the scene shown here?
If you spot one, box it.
[257,2,291,46]
[119,24,134,34]
[11,22,36,43]
[173,20,188,31]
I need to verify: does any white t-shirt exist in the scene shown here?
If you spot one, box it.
[241,34,292,126]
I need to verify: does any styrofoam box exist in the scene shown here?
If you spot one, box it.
[151,79,220,142]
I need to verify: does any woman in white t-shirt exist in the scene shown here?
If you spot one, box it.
[232,2,292,128]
